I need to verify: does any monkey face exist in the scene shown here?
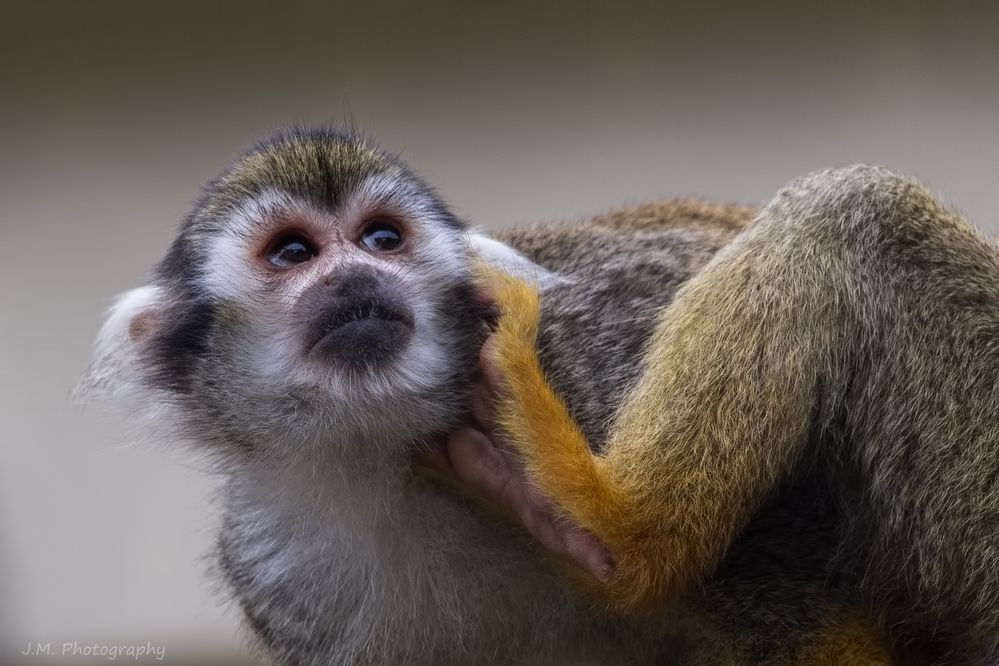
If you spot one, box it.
[86,129,493,462]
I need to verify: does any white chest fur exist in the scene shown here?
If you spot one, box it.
[218,460,627,665]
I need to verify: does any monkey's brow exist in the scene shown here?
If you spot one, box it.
[223,190,322,236]
[350,173,430,213]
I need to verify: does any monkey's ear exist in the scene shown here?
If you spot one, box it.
[467,232,569,290]
[79,284,166,404]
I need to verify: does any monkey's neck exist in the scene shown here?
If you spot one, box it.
[217,444,590,663]
[225,443,501,553]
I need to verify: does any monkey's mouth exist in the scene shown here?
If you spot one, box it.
[307,299,415,366]
[318,301,414,337]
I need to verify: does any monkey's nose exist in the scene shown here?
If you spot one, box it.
[304,266,414,368]
[325,266,384,297]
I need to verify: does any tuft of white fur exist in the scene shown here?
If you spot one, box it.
[467,231,570,289]
[81,284,163,402]
[79,284,188,452]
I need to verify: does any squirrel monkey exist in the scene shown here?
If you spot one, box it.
[482,166,999,664]
[84,127,990,664]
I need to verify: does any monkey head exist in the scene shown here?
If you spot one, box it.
[84,128,504,466]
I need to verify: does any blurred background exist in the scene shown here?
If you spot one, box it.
[1,1,996,663]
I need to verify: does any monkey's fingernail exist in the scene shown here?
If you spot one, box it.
[471,288,498,308]
[596,559,616,583]
[483,304,501,329]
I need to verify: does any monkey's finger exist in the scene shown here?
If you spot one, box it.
[470,383,498,434]
[477,338,515,453]
[553,519,616,584]
[411,437,454,477]
[486,427,615,582]
[448,425,616,582]
[469,283,498,310]
[447,425,561,543]
[478,338,507,399]
[520,478,616,583]
[446,426,515,506]
[459,368,617,582]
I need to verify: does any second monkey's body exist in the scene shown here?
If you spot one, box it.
[489,168,999,664]
[496,201,883,661]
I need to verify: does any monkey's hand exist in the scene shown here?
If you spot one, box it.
[412,264,615,583]
[441,374,616,584]
[471,266,655,606]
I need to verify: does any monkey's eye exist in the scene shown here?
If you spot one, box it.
[360,220,404,252]
[266,234,317,268]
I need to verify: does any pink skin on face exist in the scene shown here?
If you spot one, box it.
[416,338,615,584]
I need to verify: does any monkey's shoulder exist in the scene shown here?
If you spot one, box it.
[495,198,753,278]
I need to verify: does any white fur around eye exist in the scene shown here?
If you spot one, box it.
[201,189,301,302]
[80,283,187,448]
[346,173,470,278]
